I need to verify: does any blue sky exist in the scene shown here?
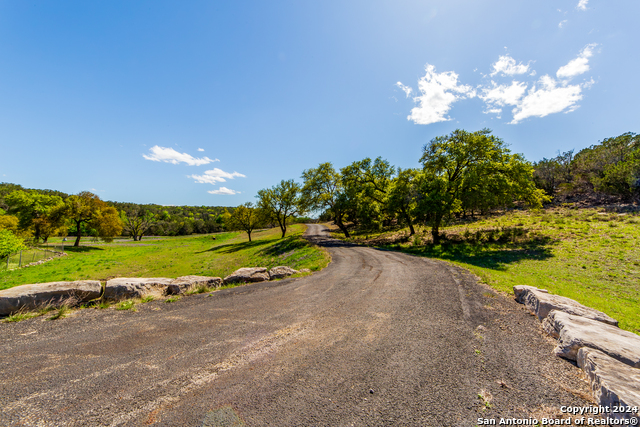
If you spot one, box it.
[0,0,638,206]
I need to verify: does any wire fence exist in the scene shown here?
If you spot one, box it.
[1,245,65,272]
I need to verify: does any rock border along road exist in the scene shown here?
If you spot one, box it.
[0,225,591,426]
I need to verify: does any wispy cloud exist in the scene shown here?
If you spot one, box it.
[490,55,531,77]
[556,44,597,79]
[577,0,588,11]
[197,148,205,152]
[558,20,568,28]
[189,168,246,184]
[510,75,584,123]
[395,82,413,97]
[479,81,528,108]
[401,64,476,125]
[208,187,240,195]
[143,146,217,166]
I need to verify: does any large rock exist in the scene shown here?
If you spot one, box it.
[0,281,102,315]
[513,285,548,301]
[167,276,223,295]
[514,285,618,326]
[268,266,298,280]
[223,267,269,284]
[543,310,640,368]
[104,278,173,301]
[577,348,640,421]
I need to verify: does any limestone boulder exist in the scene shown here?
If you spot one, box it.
[223,267,269,284]
[577,348,640,421]
[0,281,102,315]
[299,268,312,273]
[543,310,640,368]
[268,266,298,280]
[167,276,223,295]
[104,278,173,301]
[515,285,618,326]
[513,285,548,302]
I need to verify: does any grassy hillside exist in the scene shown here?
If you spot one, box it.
[331,207,640,335]
[0,224,329,290]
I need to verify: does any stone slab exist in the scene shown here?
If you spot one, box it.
[223,267,269,284]
[577,348,640,421]
[515,285,618,326]
[104,277,173,301]
[168,276,223,295]
[543,310,640,368]
[0,281,102,315]
[268,266,298,280]
[513,285,548,301]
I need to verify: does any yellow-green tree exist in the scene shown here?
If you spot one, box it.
[63,192,123,246]
[224,203,266,242]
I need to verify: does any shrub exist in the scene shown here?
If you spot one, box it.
[0,229,26,258]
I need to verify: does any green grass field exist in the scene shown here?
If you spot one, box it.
[0,224,329,291]
[331,207,640,335]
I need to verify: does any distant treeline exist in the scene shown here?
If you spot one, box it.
[533,132,640,202]
[248,129,638,244]
[1,129,637,250]
[0,183,233,247]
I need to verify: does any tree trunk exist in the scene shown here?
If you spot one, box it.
[335,215,350,238]
[281,225,286,238]
[400,206,415,235]
[247,231,252,242]
[431,215,442,244]
[74,220,82,247]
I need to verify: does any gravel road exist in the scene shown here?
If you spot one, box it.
[0,224,591,426]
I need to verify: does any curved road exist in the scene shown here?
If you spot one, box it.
[0,224,590,426]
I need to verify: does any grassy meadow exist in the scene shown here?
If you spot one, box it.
[331,207,640,335]
[0,224,329,291]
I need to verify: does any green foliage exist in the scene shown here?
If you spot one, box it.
[257,179,303,238]
[224,202,267,242]
[418,129,547,242]
[0,229,26,258]
[301,163,354,237]
[116,300,137,311]
[63,192,123,246]
[4,190,66,242]
[534,132,640,201]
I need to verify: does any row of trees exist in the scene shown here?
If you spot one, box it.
[0,184,231,247]
[533,132,640,201]
[0,191,122,247]
[234,129,547,243]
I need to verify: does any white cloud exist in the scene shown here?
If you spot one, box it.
[510,75,585,123]
[189,168,246,184]
[490,55,531,77]
[479,81,528,107]
[577,0,588,11]
[197,148,205,152]
[208,187,240,195]
[558,20,568,28]
[143,146,217,166]
[557,44,597,79]
[395,82,413,97]
[404,64,476,125]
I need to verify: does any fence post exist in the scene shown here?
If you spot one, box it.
[5,255,8,270]
[19,251,22,268]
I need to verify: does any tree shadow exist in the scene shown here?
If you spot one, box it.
[400,237,556,271]
[64,246,104,253]
[197,239,273,254]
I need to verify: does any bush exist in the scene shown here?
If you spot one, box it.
[0,229,26,258]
